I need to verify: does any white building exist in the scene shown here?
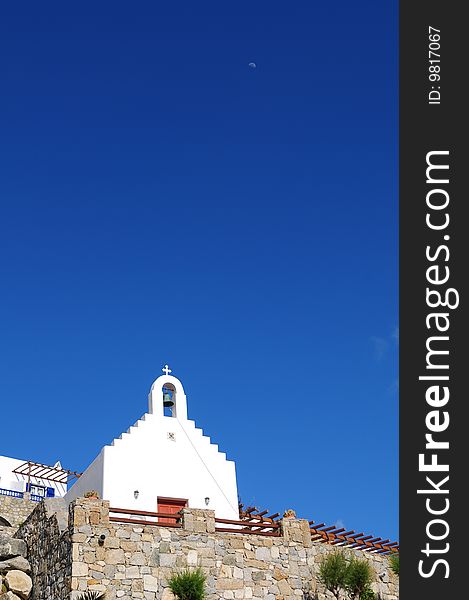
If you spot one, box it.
[65,367,239,520]
[0,455,68,499]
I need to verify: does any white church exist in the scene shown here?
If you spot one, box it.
[64,366,239,520]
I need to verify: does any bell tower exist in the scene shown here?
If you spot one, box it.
[148,364,188,420]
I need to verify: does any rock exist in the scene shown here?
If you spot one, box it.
[0,536,27,560]
[0,556,31,573]
[5,570,33,600]
[143,574,158,592]
[273,567,287,580]
[216,579,244,591]
[105,548,125,565]
[277,578,293,596]
[0,592,23,600]
[255,547,271,561]
[125,566,140,578]
[149,548,159,566]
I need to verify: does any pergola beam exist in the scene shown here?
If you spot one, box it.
[12,461,82,485]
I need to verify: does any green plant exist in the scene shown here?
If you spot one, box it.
[167,568,206,600]
[75,592,106,600]
[318,551,348,599]
[359,587,376,600]
[83,490,100,499]
[345,558,373,600]
[389,553,399,576]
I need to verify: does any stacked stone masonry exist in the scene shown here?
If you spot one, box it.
[15,500,71,600]
[15,498,398,600]
[0,497,37,530]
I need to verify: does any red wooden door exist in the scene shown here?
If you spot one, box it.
[157,497,187,524]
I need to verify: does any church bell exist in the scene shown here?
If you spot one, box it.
[163,389,174,408]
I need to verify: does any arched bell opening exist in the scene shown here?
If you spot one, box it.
[162,383,177,417]
[148,372,188,420]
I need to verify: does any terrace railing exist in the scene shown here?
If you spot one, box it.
[105,503,399,554]
[0,488,52,503]
[0,488,24,499]
[30,494,45,502]
[109,506,183,528]
[214,517,281,537]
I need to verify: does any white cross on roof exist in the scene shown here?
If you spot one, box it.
[162,364,172,376]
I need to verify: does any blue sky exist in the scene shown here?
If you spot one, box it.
[0,2,398,541]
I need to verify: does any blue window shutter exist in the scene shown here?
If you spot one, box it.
[26,483,31,492]
[46,487,55,497]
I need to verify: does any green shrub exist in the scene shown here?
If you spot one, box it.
[318,551,348,599]
[75,592,106,600]
[167,568,206,600]
[389,553,399,575]
[345,558,373,600]
[359,587,376,600]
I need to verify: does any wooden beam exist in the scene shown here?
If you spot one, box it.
[215,527,280,537]
[215,518,279,529]
[109,517,182,528]
[110,507,181,520]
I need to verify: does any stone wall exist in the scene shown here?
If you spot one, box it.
[14,498,399,600]
[15,499,72,600]
[64,499,398,600]
[0,496,37,529]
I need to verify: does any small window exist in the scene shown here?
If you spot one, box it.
[29,484,46,497]
[26,484,55,498]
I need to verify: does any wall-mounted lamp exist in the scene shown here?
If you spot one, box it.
[204,497,210,506]
[134,490,139,499]
[98,534,106,546]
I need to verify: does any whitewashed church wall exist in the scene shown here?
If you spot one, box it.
[101,412,239,519]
